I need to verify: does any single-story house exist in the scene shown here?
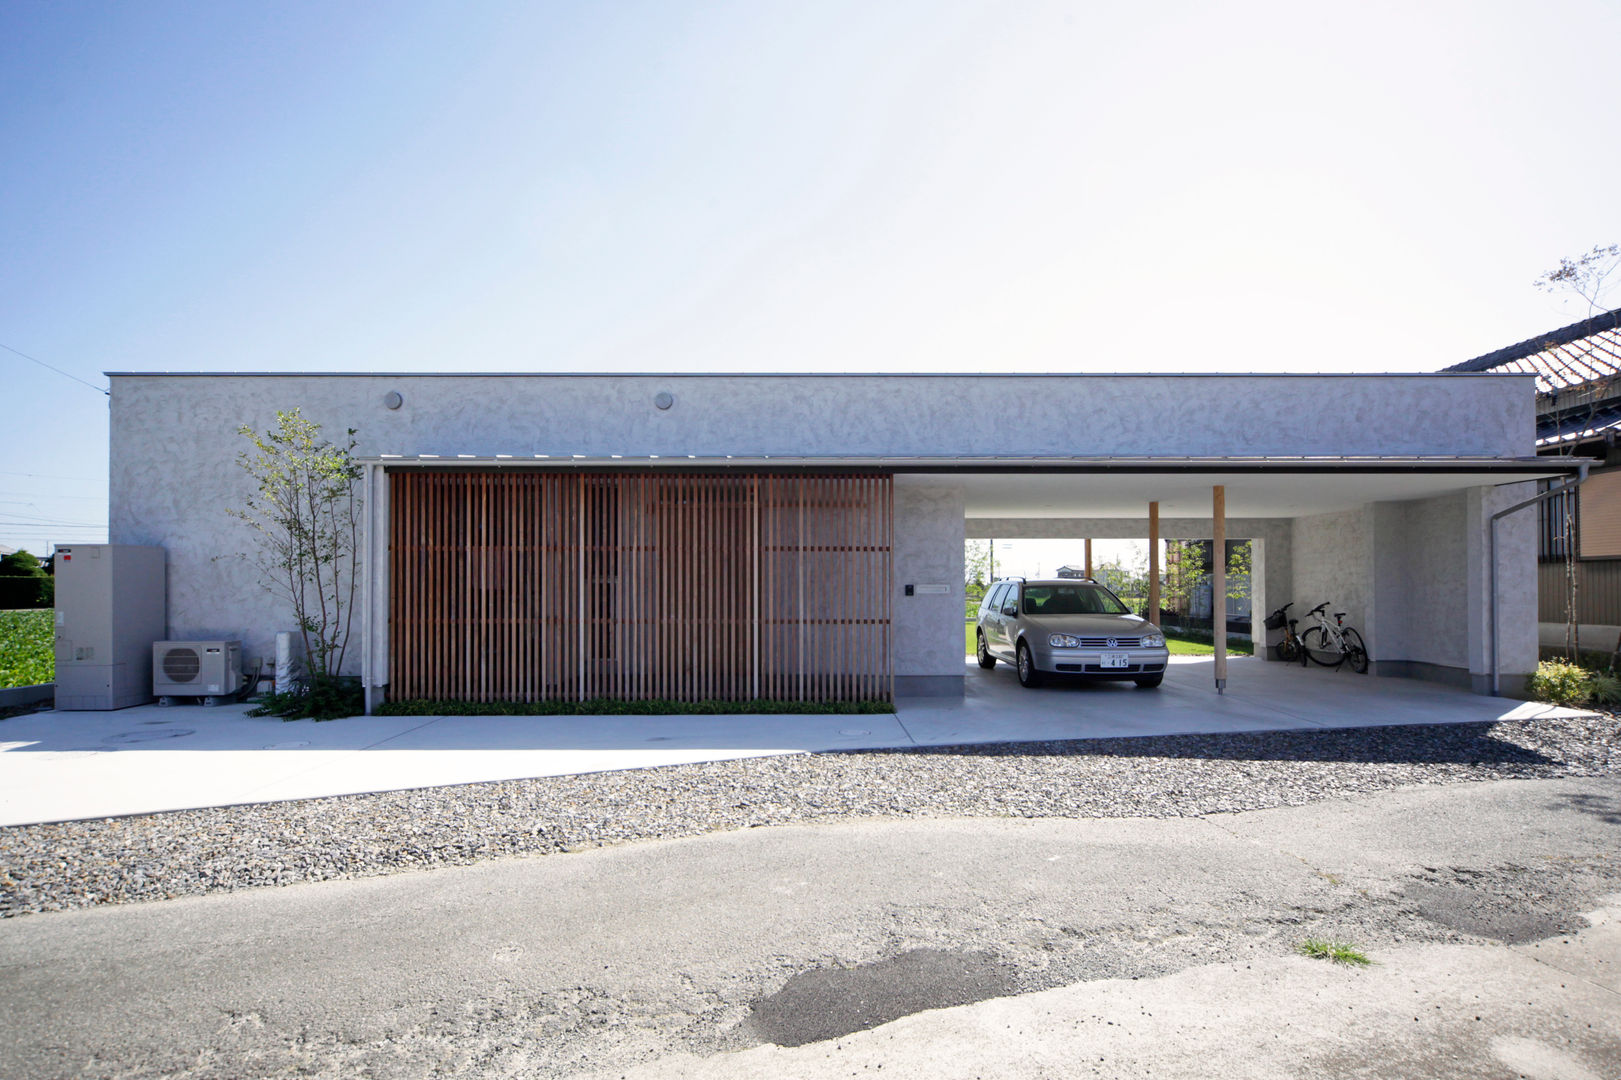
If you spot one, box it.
[106,371,1577,710]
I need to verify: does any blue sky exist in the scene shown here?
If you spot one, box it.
[4,0,1620,554]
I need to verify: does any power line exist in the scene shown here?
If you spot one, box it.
[0,341,109,396]
[0,515,107,528]
[1,526,107,533]
[0,471,107,482]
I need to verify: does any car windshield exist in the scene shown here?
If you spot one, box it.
[1021,584,1130,616]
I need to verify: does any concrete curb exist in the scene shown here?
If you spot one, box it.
[0,682,54,709]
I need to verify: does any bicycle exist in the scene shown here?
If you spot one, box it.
[1264,603,1305,664]
[1299,602,1369,673]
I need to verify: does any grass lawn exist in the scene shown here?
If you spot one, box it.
[0,609,54,689]
[1165,633,1254,656]
[966,621,1252,657]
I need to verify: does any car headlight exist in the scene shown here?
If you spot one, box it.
[1048,633,1080,648]
[1141,631,1165,647]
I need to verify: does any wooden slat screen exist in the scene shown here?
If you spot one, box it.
[1580,468,1621,558]
[388,471,893,703]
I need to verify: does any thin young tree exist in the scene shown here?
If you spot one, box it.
[1534,243,1620,661]
[229,409,362,687]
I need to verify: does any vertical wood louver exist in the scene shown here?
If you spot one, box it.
[388,471,893,703]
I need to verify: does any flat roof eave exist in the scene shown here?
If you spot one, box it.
[106,370,1536,380]
[357,454,1581,477]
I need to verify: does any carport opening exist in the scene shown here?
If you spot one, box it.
[964,537,1255,659]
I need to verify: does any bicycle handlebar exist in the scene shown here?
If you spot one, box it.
[1307,602,1329,616]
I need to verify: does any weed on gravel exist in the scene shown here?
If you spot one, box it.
[1296,939,1373,966]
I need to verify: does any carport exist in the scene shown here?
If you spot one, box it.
[942,454,1582,699]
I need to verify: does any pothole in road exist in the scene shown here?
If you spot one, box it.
[744,949,1015,1047]
[1401,861,1617,944]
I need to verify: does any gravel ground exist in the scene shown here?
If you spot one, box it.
[2,714,1619,918]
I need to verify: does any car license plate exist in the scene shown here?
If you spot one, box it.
[1100,652,1130,669]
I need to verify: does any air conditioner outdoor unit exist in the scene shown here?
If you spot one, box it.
[153,640,243,706]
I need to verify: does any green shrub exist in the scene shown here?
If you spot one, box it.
[375,697,896,717]
[0,610,54,689]
[1526,660,1592,707]
[1587,671,1621,708]
[248,675,364,721]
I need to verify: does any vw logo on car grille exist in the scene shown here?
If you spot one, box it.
[1106,637,1118,648]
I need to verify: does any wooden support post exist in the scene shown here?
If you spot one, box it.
[1147,502,1160,624]
[1084,538,1092,580]
[1213,485,1227,694]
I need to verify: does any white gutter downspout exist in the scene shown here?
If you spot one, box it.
[1489,462,1589,695]
[362,463,376,716]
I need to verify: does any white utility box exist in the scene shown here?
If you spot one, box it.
[53,544,167,710]
[153,640,243,705]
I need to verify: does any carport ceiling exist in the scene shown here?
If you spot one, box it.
[945,470,1567,519]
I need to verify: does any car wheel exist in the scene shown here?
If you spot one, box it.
[1016,641,1041,688]
[1134,673,1164,688]
[976,631,996,669]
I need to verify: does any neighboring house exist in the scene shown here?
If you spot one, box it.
[106,371,1566,706]
[1443,307,1621,637]
[1055,564,1086,579]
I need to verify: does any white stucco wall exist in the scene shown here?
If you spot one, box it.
[1291,507,1375,655]
[1289,487,1538,691]
[1472,482,1540,689]
[108,372,1534,464]
[893,478,966,693]
[1370,494,1469,672]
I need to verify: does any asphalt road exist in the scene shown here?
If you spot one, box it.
[1,776,1618,1079]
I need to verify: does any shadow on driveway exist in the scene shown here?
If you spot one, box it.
[852,720,1562,767]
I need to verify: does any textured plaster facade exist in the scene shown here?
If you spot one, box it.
[107,372,1542,700]
[108,372,1534,463]
[1289,489,1539,693]
[894,478,967,694]
[1292,507,1376,656]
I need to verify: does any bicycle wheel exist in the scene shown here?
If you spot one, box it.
[1342,627,1369,674]
[1276,635,1300,663]
[1300,626,1339,666]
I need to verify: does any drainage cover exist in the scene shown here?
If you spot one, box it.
[102,729,196,744]
[745,949,1015,1047]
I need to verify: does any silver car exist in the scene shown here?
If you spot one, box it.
[975,577,1169,689]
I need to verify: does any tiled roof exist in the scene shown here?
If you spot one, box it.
[1443,307,1621,445]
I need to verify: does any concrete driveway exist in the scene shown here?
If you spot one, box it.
[0,656,1583,825]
